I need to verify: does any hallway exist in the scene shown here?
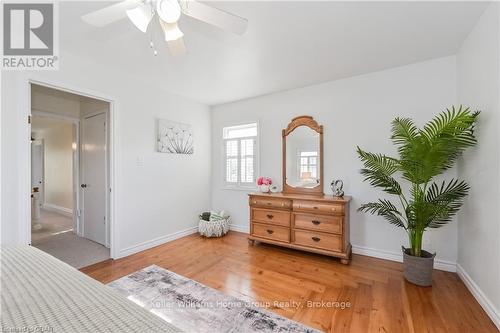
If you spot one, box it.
[32,209,110,268]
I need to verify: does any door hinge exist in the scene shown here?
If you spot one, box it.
[28,115,32,124]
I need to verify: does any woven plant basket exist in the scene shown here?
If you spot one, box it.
[198,216,231,238]
[402,246,436,286]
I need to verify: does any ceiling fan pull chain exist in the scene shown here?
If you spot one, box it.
[149,13,158,56]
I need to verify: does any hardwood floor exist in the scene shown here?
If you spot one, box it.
[81,231,497,333]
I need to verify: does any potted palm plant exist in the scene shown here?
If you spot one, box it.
[357,106,479,286]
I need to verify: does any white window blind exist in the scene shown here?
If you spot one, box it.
[223,123,258,188]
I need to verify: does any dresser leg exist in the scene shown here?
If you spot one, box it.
[340,258,350,265]
[248,239,255,245]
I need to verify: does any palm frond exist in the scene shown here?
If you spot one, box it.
[419,106,479,175]
[425,179,469,228]
[360,169,402,195]
[391,117,419,157]
[357,147,402,195]
[396,106,479,183]
[358,199,407,229]
[357,147,399,175]
[421,106,478,145]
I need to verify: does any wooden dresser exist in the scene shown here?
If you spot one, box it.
[248,192,351,264]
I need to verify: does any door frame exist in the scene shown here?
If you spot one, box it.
[24,78,118,258]
[31,111,80,233]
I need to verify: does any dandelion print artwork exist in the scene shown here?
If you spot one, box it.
[157,119,194,154]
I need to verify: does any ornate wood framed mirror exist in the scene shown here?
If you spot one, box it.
[282,116,324,196]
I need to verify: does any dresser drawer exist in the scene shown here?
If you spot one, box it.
[293,200,344,215]
[250,197,292,210]
[252,209,290,227]
[294,214,343,234]
[252,223,290,243]
[293,230,342,252]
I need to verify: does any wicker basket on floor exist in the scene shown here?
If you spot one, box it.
[198,215,231,238]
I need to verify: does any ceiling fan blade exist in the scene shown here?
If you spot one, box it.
[81,0,141,27]
[167,38,186,57]
[126,3,153,32]
[181,0,248,35]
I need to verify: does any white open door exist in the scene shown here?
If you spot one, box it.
[82,113,107,246]
[31,140,44,204]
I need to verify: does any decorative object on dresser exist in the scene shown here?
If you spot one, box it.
[269,184,280,193]
[248,116,351,264]
[257,176,273,193]
[330,179,344,197]
[357,106,479,286]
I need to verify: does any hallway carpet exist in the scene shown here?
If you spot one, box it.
[32,209,110,269]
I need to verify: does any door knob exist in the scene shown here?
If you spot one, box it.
[80,184,87,188]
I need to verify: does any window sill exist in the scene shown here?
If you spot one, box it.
[222,186,257,192]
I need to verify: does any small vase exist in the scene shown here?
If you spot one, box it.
[260,184,270,193]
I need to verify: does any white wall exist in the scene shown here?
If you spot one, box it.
[32,118,74,211]
[211,56,458,268]
[456,3,500,328]
[1,49,212,257]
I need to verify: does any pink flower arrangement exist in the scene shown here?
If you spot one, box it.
[257,176,272,186]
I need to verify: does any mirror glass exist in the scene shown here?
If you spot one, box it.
[285,126,321,188]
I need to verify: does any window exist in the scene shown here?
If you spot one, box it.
[223,123,258,188]
[298,151,318,180]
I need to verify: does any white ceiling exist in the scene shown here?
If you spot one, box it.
[62,1,488,105]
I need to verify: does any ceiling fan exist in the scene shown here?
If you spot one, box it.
[81,0,248,56]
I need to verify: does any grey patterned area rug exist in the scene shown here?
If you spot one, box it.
[108,265,321,333]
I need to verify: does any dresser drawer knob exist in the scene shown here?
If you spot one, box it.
[266,214,274,219]
[267,202,272,206]
[313,206,318,210]
[253,201,257,204]
[312,236,321,242]
[311,220,321,225]
[281,203,285,207]
[266,229,274,234]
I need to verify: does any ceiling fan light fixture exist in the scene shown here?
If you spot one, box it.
[160,20,184,41]
[156,0,181,23]
[126,3,153,33]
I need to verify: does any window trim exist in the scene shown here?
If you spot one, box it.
[221,121,260,191]
[297,150,318,181]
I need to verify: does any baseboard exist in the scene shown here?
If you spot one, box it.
[42,203,73,217]
[352,244,457,272]
[230,224,250,233]
[456,264,500,330]
[116,226,198,259]
[226,225,456,272]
